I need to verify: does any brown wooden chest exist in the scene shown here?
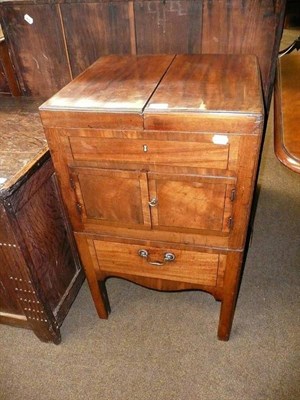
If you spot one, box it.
[40,54,264,340]
[0,98,84,343]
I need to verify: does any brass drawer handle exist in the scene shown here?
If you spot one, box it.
[138,249,176,266]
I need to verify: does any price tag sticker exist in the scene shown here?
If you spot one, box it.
[212,135,229,145]
[24,14,33,25]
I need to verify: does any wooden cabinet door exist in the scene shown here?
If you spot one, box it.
[70,167,151,230]
[148,173,236,234]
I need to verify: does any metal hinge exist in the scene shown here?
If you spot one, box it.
[230,188,236,202]
[70,177,75,190]
[228,217,234,230]
[76,202,82,215]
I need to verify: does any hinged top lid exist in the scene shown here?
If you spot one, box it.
[146,54,263,115]
[40,54,264,133]
[40,55,175,129]
[144,54,264,133]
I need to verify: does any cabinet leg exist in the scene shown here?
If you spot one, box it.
[75,234,110,319]
[217,252,243,341]
[99,280,111,315]
[85,275,110,319]
[217,295,238,341]
[31,322,62,344]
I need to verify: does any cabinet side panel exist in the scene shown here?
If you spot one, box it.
[11,160,82,315]
[0,204,24,315]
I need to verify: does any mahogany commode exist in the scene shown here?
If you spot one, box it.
[40,54,264,340]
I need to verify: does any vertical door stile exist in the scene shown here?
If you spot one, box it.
[147,174,159,227]
[222,184,236,233]
[139,171,152,227]
[69,169,85,222]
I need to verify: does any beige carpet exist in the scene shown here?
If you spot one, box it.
[1,38,300,400]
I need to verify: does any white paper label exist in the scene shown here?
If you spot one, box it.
[212,135,229,145]
[24,14,33,24]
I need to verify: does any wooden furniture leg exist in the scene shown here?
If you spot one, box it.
[218,252,243,340]
[75,234,109,319]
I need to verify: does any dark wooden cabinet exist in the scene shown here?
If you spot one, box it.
[0,98,84,343]
[40,54,264,340]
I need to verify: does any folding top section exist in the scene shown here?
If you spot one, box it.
[144,54,264,133]
[40,54,174,113]
[146,54,263,115]
[40,54,263,133]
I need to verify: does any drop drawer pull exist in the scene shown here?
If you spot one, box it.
[138,249,176,266]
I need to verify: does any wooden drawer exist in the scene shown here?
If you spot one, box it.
[91,239,225,287]
[68,135,231,170]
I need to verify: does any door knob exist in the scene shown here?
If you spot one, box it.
[148,198,158,207]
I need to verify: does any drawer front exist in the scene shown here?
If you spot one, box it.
[68,136,230,170]
[92,240,222,286]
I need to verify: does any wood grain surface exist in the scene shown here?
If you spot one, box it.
[146,54,263,115]
[60,2,132,77]
[0,3,71,97]
[93,239,220,287]
[40,54,263,135]
[0,37,21,95]
[1,0,286,110]
[40,53,264,340]
[40,54,174,113]
[0,99,84,343]
[134,0,202,54]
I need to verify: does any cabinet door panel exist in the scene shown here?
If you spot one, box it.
[148,173,236,234]
[70,167,151,229]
